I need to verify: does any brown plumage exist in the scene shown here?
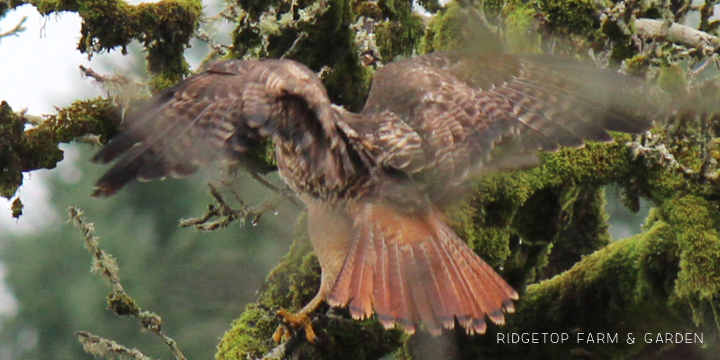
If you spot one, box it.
[92,52,650,336]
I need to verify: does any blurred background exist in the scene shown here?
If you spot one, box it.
[0,2,649,359]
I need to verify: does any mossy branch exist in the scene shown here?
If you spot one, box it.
[502,201,719,359]
[216,213,405,360]
[635,18,720,54]
[10,0,202,88]
[216,127,720,359]
[0,99,118,202]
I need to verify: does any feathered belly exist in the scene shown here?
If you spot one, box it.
[275,143,371,206]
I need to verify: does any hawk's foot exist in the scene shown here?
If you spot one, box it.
[275,308,317,344]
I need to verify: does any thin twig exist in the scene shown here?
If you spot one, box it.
[79,65,137,87]
[0,16,27,39]
[79,65,112,83]
[244,167,302,208]
[69,207,188,360]
[195,28,229,56]
[247,169,281,192]
[690,53,718,76]
[77,331,153,360]
[280,31,308,59]
[180,183,298,230]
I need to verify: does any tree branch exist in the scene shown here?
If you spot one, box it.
[69,207,188,360]
[635,18,720,53]
[0,16,27,39]
[76,331,153,360]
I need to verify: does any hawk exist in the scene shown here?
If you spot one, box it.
[92,51,650,338]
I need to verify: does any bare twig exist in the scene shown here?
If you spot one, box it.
[690,53,719,76]
[69,207,188,360]
[79,65,138,87]
[180,183,297,230]
[195,28,229,56]
[75,134,103,145]
[0,16,27,39]
[280,31,308,59]
[79,65,112,83]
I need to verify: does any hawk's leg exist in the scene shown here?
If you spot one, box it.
[273,203,354,344]
[274,294,323,343]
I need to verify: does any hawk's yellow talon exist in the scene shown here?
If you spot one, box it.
[277,308,317,344]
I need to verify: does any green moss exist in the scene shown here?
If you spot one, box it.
[658,63,689,100]
[468,137,642,214]
[445,194,515,267]
[216,303,280,359]
[76,0,136,55]
[351,0,382,19]
[503,2,543,54]
[28,0,201,86]
[0,99,118,200]
[439,139,645,288]
[322,53,374,112]
[0,101,26,199]
[32,0,80,13]
[374,14,425,60]
[107,292,140,316]
[420,1,503,54]
[493,230,693,359]
[216,213,317,359]
[662,195,720,302]
[38,98,119,143]
[216,214,404,360]
[463,191,720,359]
[534,0,602,41]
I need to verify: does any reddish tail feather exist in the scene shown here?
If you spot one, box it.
[327,201,518,335]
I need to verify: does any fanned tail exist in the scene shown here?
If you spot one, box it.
[327,201,518,335]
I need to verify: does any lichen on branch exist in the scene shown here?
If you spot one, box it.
[0,99,118,201]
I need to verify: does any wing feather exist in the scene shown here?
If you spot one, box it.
[331,200,517,335]
[92,59,336,197]
[356,52,652,194]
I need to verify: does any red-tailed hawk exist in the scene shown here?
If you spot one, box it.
[92,51,650,338]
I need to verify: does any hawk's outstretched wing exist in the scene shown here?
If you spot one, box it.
[343,52,651,193]
[93,52,653,338]
[326,52,652,334]
[92,59,339,197]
